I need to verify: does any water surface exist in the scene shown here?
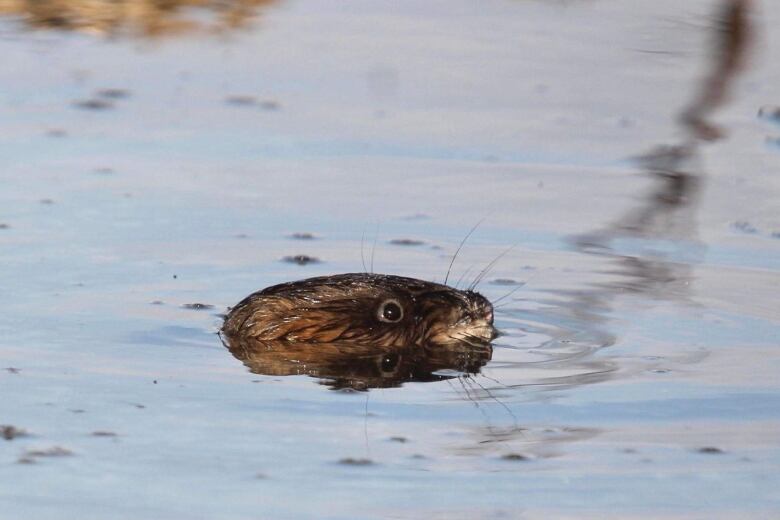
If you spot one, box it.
[1,0,779,518]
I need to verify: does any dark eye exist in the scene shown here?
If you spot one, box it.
[377,299,403,323]
[380,353,400,373]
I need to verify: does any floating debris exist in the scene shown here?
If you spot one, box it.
[2,425,28,440]
[289,232,316,240]
[96,88,130,99]
[400,213,430,221]
[181,303,215,310]
[491,278,523,286]
[91,431,118,437]
[697,446,725,454]
[388,436,408,443]
[282,255,320,265]
[389,238,425,246]
[758,105,780,123]
[501,453,529,461]
[225,95,257,106]
[25,446,73,458]
[337,458,375,466]
[46,128,68,138]
[732,221,758,234]
[258,100,280,111]
[72,99,114,111]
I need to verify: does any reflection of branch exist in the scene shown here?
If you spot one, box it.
[0,0,277,37]
[680,0,754,141]
[517,0,756,392]
[574,0,754,278]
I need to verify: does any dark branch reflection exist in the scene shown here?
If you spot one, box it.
[570,0,753,302]
[222,333,493,391]
[0,0,278,37]
[481,0,754,399]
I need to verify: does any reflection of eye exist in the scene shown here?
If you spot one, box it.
[380,353,400,373]
[377,299,403,323]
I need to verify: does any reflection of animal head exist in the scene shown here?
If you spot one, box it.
[222,336,493,390]
[222,273,497,348]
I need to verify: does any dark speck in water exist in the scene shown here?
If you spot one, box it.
[5,367,21,373]
[389,238,425,246]
[39,198,54,205]
[96,88,130,99]
[389,436,408,443]
[46,128,68,138]
[69,409,85,414]
[182,303,215,310]
[771,231,780,239]
[697,447,725,454]
[501,453,530,461]
[758,105,780,122]
[337,458,375,466]
[72,99,114,110]
[259,100,280,111]
[91,431,117,437]
[25,446,73,458]
[225,95,257,106]
[173,274,178,279]
[150,300,164,305]
[491,278,523,286]
[2,425,29,440]
[282,255,320,265]
[235,233,249,239]
[0,223,10,229]
[17,457,36,465]
[732,221,758,234]
[93,167,114,175]
[289,232,316,240]
[255,473,268,480]
[400,213,430,221]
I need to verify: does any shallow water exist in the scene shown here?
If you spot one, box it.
[1,0,779,518]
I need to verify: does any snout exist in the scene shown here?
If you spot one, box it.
[472,322,499,342]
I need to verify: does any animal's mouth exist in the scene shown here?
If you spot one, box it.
[427,320,499,347]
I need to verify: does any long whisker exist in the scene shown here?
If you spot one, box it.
[443,219,484,286]
[492,270,541,306]
[490,283,526,306]
[467,374,519,431]
[469,245,515,291]
[455,264,476,290]
[360,228,367,273]
[369,223,379,274]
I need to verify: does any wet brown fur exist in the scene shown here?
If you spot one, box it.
[222,273,496,348]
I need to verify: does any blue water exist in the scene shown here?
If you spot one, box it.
[2,1,779,519]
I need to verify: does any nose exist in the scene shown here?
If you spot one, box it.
[488,325,500,340]
[483,307,494,324]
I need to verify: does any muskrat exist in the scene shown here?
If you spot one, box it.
[221,273,498,348]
